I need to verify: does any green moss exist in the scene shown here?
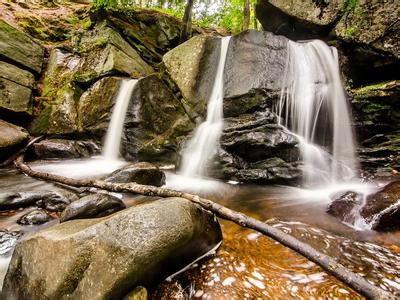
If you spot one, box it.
[344,26,356,38]
[94,37,108,48]
[354,81,393,97]
[80,17,92,30]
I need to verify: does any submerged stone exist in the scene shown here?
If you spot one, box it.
[18,209,53,225]
[4,198,222,299]
[105,162,166,186]
[60,194,126,222]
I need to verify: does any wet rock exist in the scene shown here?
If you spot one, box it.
[0,20,44,74]
[4,198,222,299]
[18,209,53,225]
[74,22,153,84]
[60,194,126,222]
[36,191,78,212]
[32,139,100,159]
[29,48,82,135]
[0,120,29,161]
[105,162,166,187]
[0,61,35,89]
[0,190,79,211]
[78,76,122,136]
[328,181,400,231]
[0,230,22,256]
[0,192,42,211]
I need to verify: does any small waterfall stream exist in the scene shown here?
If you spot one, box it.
[180,36,231,177]
[277,40,357,187]
[103,79,138,160]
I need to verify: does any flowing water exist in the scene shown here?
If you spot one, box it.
[277,40,357,187]
[103,79,138,160]
[180,37,231,177]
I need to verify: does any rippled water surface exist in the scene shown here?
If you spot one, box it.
[0,166,399,298]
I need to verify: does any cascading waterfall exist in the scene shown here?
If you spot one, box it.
[180,36,231,177]
[278,40,357,186]
[103,79,138,160]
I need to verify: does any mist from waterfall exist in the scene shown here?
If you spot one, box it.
[180,36,231,177]
[103,79,138,160]
[278,40,357,187]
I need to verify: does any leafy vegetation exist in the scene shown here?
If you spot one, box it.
[92,0,259,34]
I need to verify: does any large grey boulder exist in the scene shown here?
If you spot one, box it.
[31,139,100,159]
[0,120,29,161]
[0,20,44,75]
[4,198,222,299]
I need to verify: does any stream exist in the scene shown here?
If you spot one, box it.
[1,163,399,298]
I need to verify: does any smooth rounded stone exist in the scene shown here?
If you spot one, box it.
[32,139,100,159]
[3,198,222,300]
[0,230,22,256]
[0,120,29,161]
[60,194,126,223]
[0,191,78,212]
[327,181,400,231]
[36,191,79,212]
[18,209,53,225]
[105,162,166,187]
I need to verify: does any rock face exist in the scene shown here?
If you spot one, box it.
[0,120,29,161]
[4,198,222,300]
[105,162,166,186]
[327,181,400,231]
[0,20,44,74]
[60,194,126,222]
[165,31,301,183]
[31,139,100,159]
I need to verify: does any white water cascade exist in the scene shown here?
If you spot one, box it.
[180,36,231,177]
[103,79,138,160]
[278,40,357,186]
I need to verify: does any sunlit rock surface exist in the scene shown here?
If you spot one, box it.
[3,198,222,300]
[0,120,29,162]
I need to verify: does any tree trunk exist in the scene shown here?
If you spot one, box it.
[253,3,258,30]
[13,154,395,300]
[243,0,250,31]
[180,0,195,43]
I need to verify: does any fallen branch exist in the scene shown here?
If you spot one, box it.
[0,136,44,167]
[14,154,395,300]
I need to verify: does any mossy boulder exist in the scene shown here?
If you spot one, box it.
[74,22,154,83]
[0,20,44,75]
[0,120,29,161]
[4,198,222,300]
[29,48,82,135]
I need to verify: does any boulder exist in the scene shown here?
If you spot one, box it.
[0,191,78,211]
[74,22,154,84]
[0,230,22,256]
[105,162,166,186]
[163,35,220,118]
[0,61,35,88]
[32,139,100,159]
[0,20,44,75]
[29,48,82,135]
[18,209,53,225]
[0,77,33,117]
[0,120,29,161]
[60,194,126,222]
[4,198,222,299]
[327,181,400,231]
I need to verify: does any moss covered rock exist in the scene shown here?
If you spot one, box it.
[0,20,44,75]
[4,198,222,300]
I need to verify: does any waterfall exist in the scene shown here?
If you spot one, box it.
[103,79,138,160]
[180,37,231,177]
[278,40,357,186]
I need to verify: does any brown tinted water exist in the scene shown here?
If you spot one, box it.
[1,167,399,299]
